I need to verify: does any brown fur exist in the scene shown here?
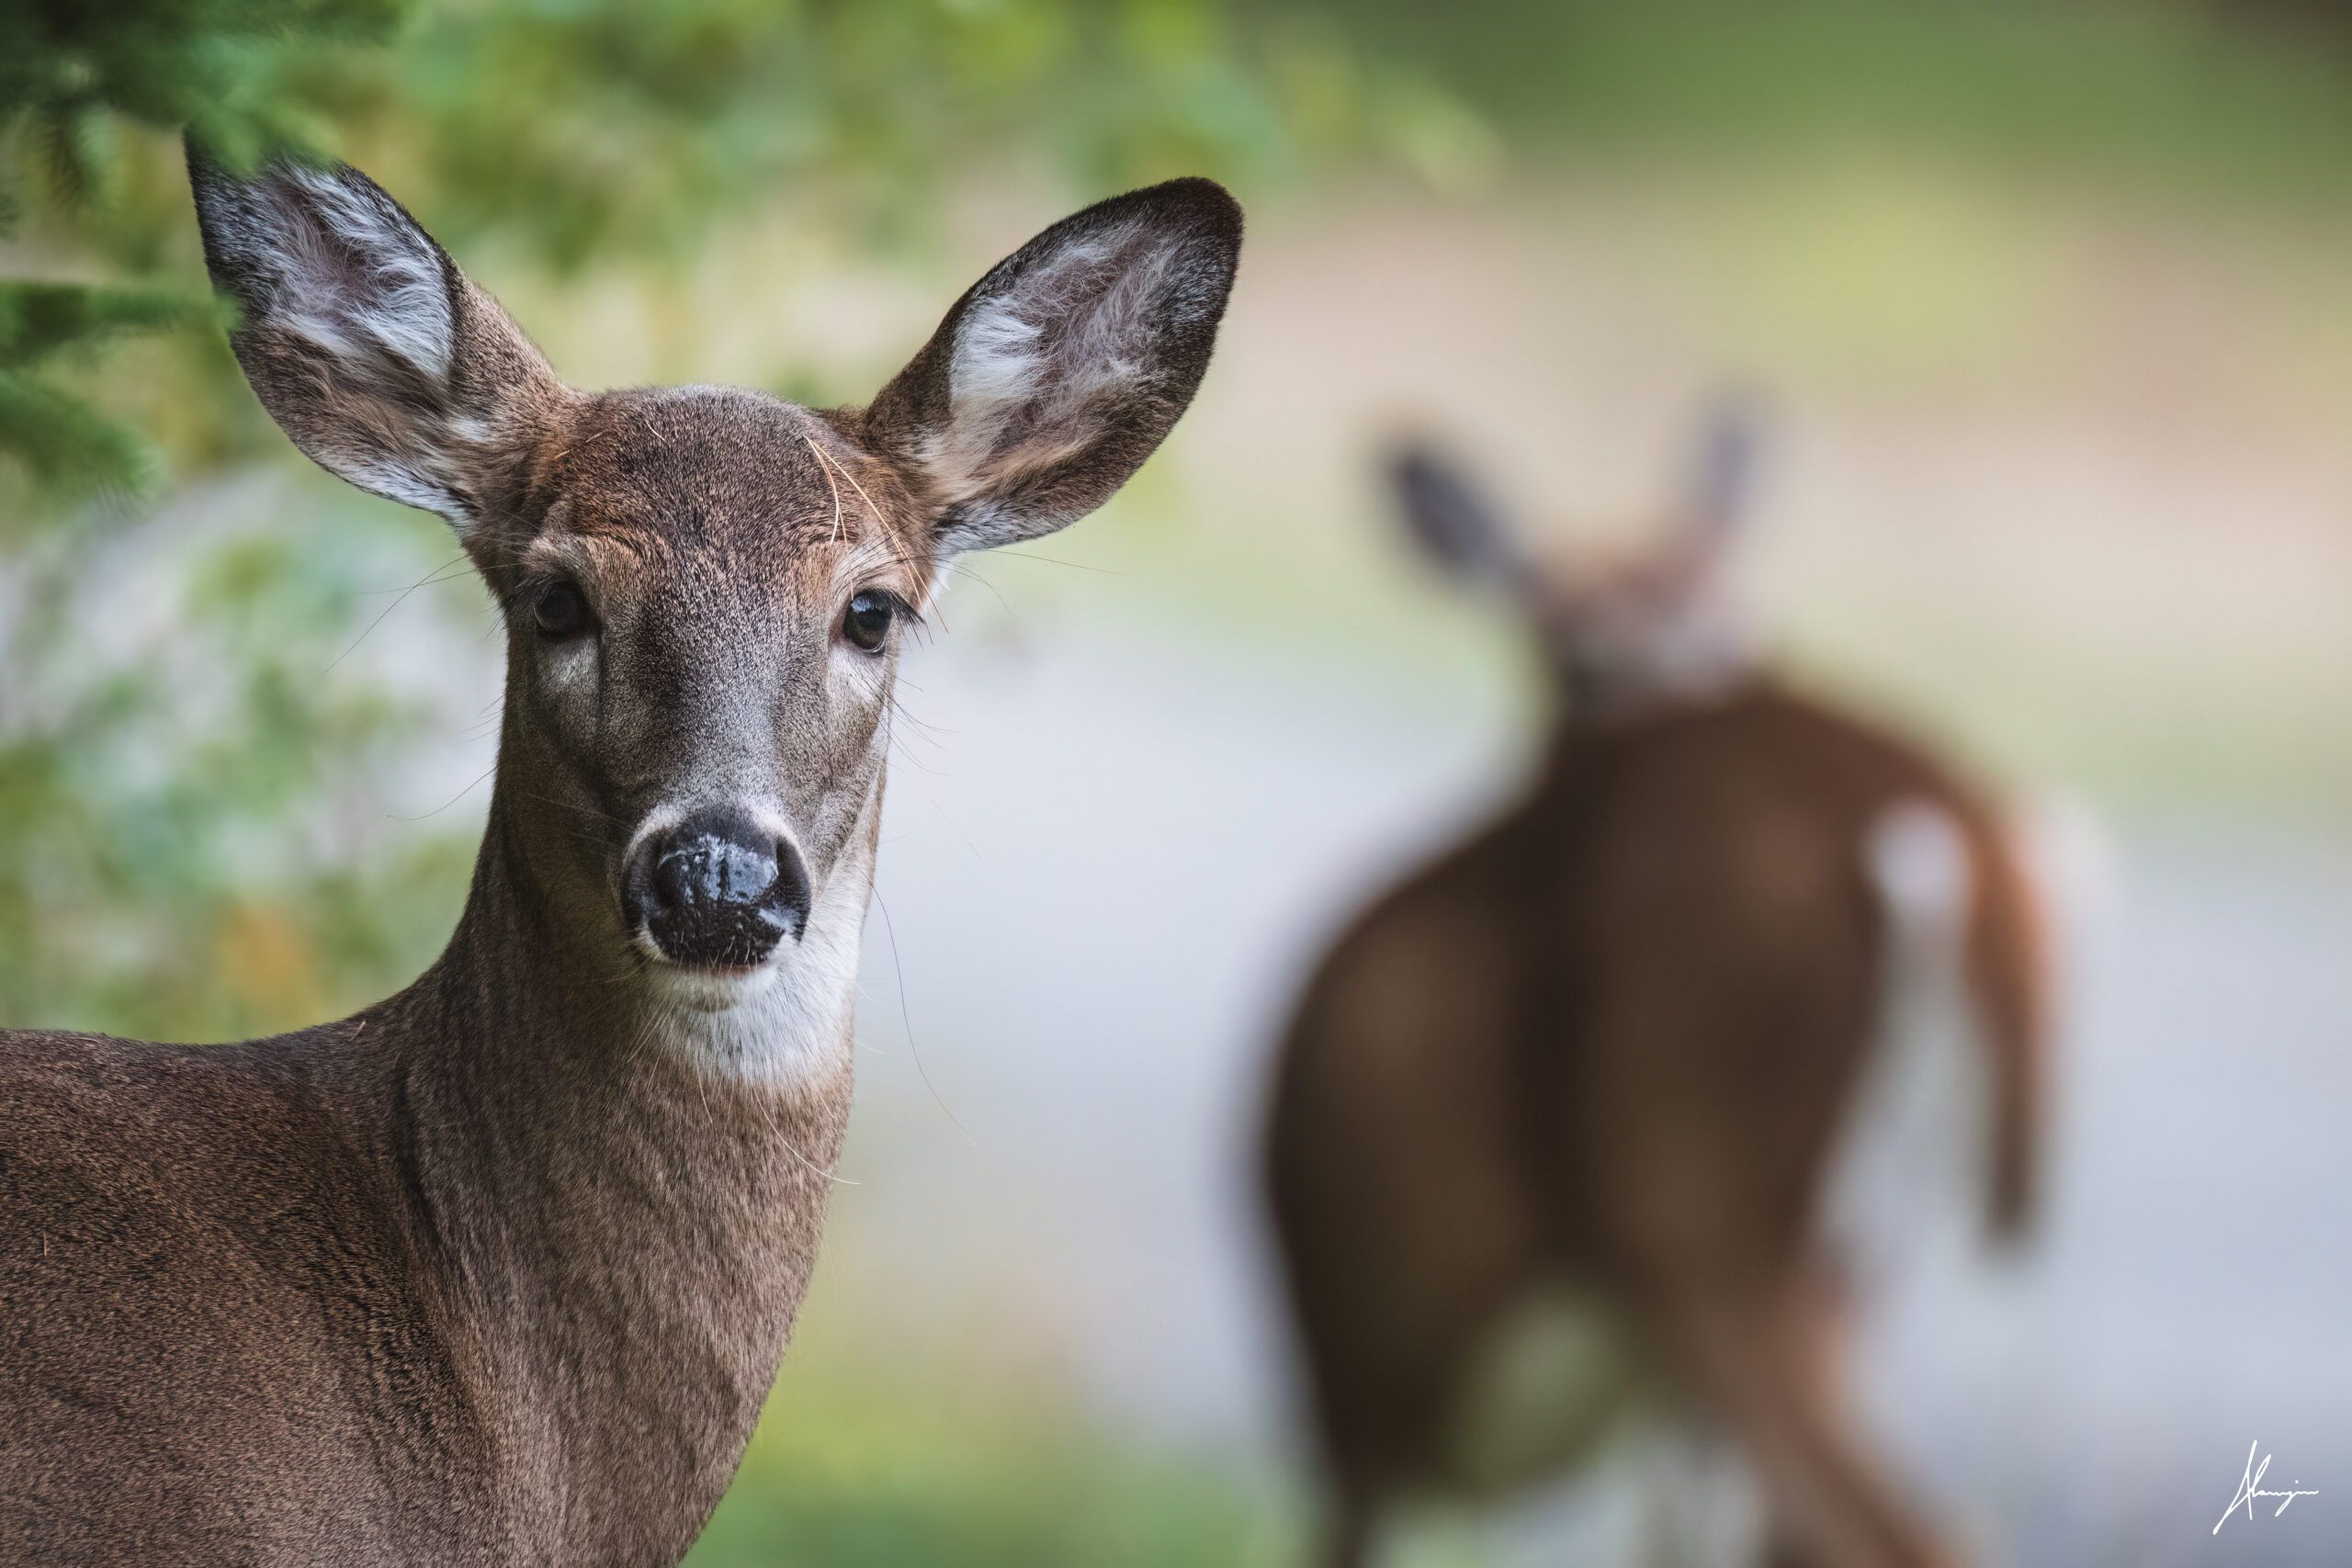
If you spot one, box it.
[0,153,1239,1563]
[1264,442,2047,1568]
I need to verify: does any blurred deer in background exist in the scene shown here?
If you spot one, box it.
[0,152,1238,1564]
[1263,402,2050,1568]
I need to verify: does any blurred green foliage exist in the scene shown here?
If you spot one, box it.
[1317,0,2352,195]
[1,0,397,500]
[686,1301,1295,1568]
[0,474,468,1040]
[0,0,1472,1042]
[372,0,1491,270]
[1,2,426,1040]
[3,0,1461,502]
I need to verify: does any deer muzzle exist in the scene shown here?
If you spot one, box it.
[623,806,812,971]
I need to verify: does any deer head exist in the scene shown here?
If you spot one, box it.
[1390,395,1763,717]
[189,152,1241,1079]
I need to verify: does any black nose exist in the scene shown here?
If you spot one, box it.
[623,807,811,970]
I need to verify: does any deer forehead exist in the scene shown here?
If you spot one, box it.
[522,387,926,605]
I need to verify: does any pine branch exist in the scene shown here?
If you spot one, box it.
[0,281,216,371]
[0,4,404,498]
[0,371,153,498]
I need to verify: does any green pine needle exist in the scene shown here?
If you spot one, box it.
[0,281,216,371]
[0,370,153,499]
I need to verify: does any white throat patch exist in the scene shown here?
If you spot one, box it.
[644,840,872,1090]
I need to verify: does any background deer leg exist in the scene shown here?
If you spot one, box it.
[1635,1417,1766,1568]
[1651,1280,1954,1568]
[1318,1484,1376,1568]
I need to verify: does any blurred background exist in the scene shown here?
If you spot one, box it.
[5,2,2349,1563]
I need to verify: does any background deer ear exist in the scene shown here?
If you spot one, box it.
[864,177,1241,557]
[187,149,562,535]
[1387,446,1536,598]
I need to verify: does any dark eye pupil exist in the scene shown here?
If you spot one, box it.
[534,581,589,638]
[843,592,893,651]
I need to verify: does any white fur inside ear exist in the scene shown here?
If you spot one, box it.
[204,165,494,523]
[262,167,455,385]
[919,217,1177,516]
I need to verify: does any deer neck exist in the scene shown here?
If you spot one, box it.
[365,779,868,1548]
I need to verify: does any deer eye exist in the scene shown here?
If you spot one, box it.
[841,591,895,652]
[531,580,594,640]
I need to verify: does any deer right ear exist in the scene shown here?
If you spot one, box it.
[188,149,562,536]
[1388,446,1534,597]
[863,177,1241,558]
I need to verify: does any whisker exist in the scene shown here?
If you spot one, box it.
[807,438,886,536]
[873,888,972,1144]
[802,434,845,545]
[328,553,472,671]
[993,549,1122,576]
[508,789,635,829]
[390,765,495,820]
[944,558,1010,618]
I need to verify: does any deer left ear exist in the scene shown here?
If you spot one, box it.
[863,177,1241,558]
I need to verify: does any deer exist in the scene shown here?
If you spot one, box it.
[1261,404,2049,1568]
[0,148,1238,1564]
